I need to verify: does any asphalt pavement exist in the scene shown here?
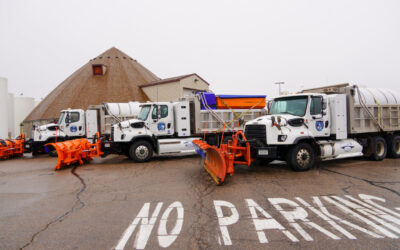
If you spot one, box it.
[0,154,399,249]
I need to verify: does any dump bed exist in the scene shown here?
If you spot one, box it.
[303,83,400,134]
[198,109,266,133]
[183,95,266,135]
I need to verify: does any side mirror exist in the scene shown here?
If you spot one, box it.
[65,112,71,126]
[322,100,327,110]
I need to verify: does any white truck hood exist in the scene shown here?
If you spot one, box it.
[114,119,144,129]
[37,123,58,131]
[246,114,301,126]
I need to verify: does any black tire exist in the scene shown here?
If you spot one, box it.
[386,135,400,158]
[369,136,387,161]
[287,143,315,171]
[129,140,153,163]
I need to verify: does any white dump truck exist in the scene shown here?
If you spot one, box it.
[105,94,266,162]
[243,83,400,171]
[24,102,141,155]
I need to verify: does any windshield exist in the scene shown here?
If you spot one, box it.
[269,96,308,117]
[138,105,151,121]
[57,112,66,124]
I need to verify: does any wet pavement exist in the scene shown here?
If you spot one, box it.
[0,154,399,249]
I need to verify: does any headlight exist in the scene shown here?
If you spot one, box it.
[278,135,287,142]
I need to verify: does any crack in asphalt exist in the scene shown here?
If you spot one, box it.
[186,160,217,249]
[20,166,87,249]
[321,167,400,197]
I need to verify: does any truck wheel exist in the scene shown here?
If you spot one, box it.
[129,140,153,163]
[369,136,387,161]
[287,143,315,171]
[386,135,400,158]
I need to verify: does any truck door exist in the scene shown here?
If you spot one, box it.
[308,96,330,137]
[65,110,86,137]
[149,104,174,136]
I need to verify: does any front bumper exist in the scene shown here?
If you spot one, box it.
[254,146,278,159]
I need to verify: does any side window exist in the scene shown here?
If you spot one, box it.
[152,106,158,119]
[66,112,80,123]
[160,105,168,118]
[151,105,169,119]
[310,96,323,115]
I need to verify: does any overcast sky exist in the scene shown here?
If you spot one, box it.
[0,0,399,99]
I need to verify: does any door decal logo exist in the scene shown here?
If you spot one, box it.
[158,122,166,131]
[315,121,323,131]
[70,126,77,132]
[341,143,355,152]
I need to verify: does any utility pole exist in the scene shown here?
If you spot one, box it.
[275,82,284,96]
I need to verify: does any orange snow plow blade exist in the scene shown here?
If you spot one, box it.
[193,131,253,185]
[194,140,227,184]
[46,132,103,170]
[0,133,26,160]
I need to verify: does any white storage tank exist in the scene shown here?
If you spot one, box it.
[14,96,36,137]
[0,77,8,139]
[354,87,400,105]
[350,86,400,133]
[8,93,15,138]
[104,101,141,117]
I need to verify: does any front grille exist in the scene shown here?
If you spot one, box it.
[245,124,266,145]
[111,126,114,141]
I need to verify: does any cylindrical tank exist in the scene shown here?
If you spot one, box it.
[354,87,400,105]
[104,102,141,117]
[14,96,36,137]
[0,77,8,139]
[8,93,15,138]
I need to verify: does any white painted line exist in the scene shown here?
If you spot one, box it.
[214,200,239,245]
[296,197,356,240]
[324,196,397,239]
[344,195,400,227]
[312,196,382,238]
[157,201,184,248]
[246,199,298,243]
[269,197,339,241]
[359,194,400,218]
[115,202,163,250]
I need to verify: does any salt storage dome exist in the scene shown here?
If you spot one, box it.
[354,87,400,105]
[24,47,159,123]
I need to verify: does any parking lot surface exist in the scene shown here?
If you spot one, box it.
[0,155,399,249]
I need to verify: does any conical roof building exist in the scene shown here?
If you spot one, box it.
[25,47,159,122]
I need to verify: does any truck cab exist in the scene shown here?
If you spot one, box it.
[245,93,330,144]
[112,101,197,162]
[33,109,86,142]
[28,109,86,154]
[244,93,362,171]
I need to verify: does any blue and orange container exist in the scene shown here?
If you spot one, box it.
[215,95,266,109]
